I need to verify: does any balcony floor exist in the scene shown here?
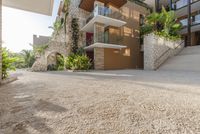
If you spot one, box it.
[81,15,126,32]
[84,42,126,51]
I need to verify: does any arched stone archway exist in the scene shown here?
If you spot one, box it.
[31,41,69,72]
[46,52,64,71]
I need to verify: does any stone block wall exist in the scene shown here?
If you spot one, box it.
[144,34,184,70]
[94,48,104,70]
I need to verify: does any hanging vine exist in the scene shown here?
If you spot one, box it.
[71,18,79,54]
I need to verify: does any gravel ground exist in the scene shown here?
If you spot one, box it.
[0,70,200,134]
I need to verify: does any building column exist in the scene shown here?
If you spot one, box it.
[0,0,2,81]
[187,0,191,46]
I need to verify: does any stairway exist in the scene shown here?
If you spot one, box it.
[159,45,200,72]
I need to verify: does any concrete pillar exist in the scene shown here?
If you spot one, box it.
[0,0,2,81]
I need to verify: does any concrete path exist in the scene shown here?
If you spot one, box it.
[0,70,200,134]
[159,45,200,72]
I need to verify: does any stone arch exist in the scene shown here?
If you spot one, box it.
[46,51,65,71]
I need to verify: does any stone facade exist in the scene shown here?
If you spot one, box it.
[33,35,50,47]
[31,0,90,71]
[31,40,69,71]
[144,33,184,70]
[94,48,104,70]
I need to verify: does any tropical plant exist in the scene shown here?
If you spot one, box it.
[141,7,182,40]
[65,54,91,70]
[71,18,79,53]
[21,50,35,68]
[2,48,17,79]
[56,54,65,70]
[53,19,64,35]
[33,45,48,55]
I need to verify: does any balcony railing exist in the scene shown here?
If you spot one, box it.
[179,14,200,27]
[172,0,199,10]
[86,5,122,24]
[86,32,123,46]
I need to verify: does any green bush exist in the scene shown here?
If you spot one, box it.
[65,54,91,70]
[2,48,17,79]
[56,55,65,70]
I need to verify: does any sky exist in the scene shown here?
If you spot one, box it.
[2,0,61,52]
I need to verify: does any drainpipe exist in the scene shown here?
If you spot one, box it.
[187,0,191,46]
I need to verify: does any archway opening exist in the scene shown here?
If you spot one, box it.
[47,52,64,71]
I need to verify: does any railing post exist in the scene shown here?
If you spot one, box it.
[187,0,191,46]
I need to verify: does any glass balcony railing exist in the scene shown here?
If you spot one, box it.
[172,0,199,10]
[193,14,200,25]
[86,5,122,24]
[179,14,200,27]
[86,32,123,46]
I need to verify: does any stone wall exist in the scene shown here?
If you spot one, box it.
[144,33,184,70]
[33,35,50,47]
[31,40,69,72]
[31,0,90,72]
[94,48,104,70]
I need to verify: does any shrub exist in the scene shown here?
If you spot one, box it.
[65,54,91,70]
[2,48,17,79]
[56,55,65,70]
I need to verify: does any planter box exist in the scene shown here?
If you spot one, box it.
[144,33,184,70]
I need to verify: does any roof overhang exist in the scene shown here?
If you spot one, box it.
[3,0,54,16]
[85,42,127,51]
[79,0,127,12]
[81,15,127,32]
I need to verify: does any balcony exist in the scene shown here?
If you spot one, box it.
[172,0,200,17]
[179,14,200,34]
[79,0,127,12]
[84,32,126,51]
[81,6,126,32]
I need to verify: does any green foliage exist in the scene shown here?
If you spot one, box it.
[53,19,64,34]
[33,45,48,55]
[63,0,70,12]
[65,54,91,70]
[21,50,35,68]
[2,48,17,79]
[47,54,65,71]
[71,18,79,53]
[141,7,182,40]
[56,54,65,70]
[10,53,26,69]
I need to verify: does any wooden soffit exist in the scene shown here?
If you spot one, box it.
[79,0,127,12]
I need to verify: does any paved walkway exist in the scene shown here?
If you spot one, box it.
[0,70,200,134]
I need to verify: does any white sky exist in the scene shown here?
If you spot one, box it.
[2,0,60,52]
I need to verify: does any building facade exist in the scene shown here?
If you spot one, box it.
[147,0,200,46]
[80,0,150,70]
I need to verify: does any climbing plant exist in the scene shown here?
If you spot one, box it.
[71,18,79,54]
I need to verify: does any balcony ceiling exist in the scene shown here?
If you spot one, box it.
[3,0,54,16]
[79,0,127,12]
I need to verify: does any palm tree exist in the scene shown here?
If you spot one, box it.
[21,50,35,68]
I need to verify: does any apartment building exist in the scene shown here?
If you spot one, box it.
[145,0,200,46]
[77,0,150,70]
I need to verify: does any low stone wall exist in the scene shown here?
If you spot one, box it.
[144,33,184,70]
